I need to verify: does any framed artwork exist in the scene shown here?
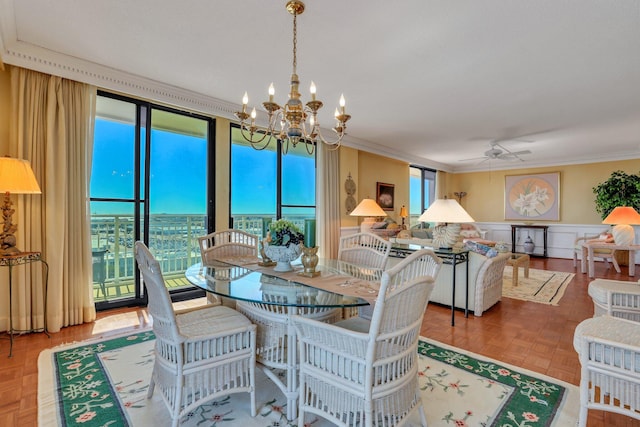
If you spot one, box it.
[505,172,560,221]
[376,182,395,211]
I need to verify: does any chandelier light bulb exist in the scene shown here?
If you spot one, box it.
[339,94,346,112]
[251,107,257,120]
[242,92,248,113]
[268,83,275,102]
[310,81,316,100]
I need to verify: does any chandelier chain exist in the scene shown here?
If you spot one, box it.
[292,12,297,74]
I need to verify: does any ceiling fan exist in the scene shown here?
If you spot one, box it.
[460,140,532,163]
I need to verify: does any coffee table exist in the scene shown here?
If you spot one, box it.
[507,253,530,286]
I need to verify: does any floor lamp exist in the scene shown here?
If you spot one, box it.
[0,157,42,256]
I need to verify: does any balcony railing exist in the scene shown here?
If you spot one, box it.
[91,214,309,303]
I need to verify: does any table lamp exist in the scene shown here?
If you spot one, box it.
[399,205,408,229]
[418,198,475,225]
[602,206,640,245]
[418,198,475,249]
[350,198,387,232]
[0,157,42,255]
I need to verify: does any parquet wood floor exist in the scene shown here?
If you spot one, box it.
[0,258,637,426]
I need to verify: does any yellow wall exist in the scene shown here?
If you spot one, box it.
[447,162,640,224]
[338,149,410,228]
[337,149,639,226]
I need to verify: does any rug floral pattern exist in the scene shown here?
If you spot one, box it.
[44,333,572,427]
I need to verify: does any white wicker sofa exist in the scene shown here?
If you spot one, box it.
[428,251,510,316]
[388,250,510,316]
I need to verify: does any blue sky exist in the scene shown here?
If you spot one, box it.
[91,119,315,216]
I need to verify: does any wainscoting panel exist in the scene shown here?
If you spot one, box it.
[341,223,639,264]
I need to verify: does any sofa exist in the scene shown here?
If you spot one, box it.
[393,222,496,248]
[427,251,511,316]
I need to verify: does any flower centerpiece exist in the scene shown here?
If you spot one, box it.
[264,219,304,272]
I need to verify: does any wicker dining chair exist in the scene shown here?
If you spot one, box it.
[292,249,442,427]
[338,232,391,269]
[198,229,260,306]
[338,232,391,319]
[134,241,257,427]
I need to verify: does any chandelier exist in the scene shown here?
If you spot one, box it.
[234,0,351,155]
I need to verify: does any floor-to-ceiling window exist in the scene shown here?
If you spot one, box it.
[409,166,436,228]
[90,92,214,309]
[230,125,316,238]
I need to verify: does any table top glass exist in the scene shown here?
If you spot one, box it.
[185,259,381,308]
[389,242,469,255]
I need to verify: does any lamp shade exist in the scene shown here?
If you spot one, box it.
[350,198,387,217]
[418,198,475,223]
[399,205,408,218]
[602,206,640,246]
[0,157,41,194]
[602,207,640,225]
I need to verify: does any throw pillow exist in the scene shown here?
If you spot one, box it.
[464,240,498,258]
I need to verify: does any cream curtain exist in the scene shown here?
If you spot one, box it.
[436,170,446,199]
[9,66,96,333]
[316,143,341,259]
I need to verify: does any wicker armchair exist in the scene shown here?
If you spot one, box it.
[198,229,260,306]
[588,278,640,322]
[573,315,640,427]
[572,232,620,273]
[338,232,391,319]
[134,242,257,427]
[292,249,442,427]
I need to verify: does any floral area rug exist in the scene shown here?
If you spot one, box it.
[502,266,575,306]
[38,331,578,426]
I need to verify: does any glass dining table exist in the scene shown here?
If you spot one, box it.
[185,258,382,420]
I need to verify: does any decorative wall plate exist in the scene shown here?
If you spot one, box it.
[345,173,357,214]
[346,195,356,214]
[344,173,356,195]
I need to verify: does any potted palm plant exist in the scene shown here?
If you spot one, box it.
[592,170,640,220]
[593,170,640,265]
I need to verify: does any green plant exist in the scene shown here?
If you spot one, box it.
[267,219,304,247]
[592,170,640,220]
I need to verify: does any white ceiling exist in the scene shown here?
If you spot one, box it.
[1,0,639,172]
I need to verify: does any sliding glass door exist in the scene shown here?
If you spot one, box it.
[90,92,214,309]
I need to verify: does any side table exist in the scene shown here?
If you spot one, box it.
[1,252,49,357]
[506,253,530,287]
